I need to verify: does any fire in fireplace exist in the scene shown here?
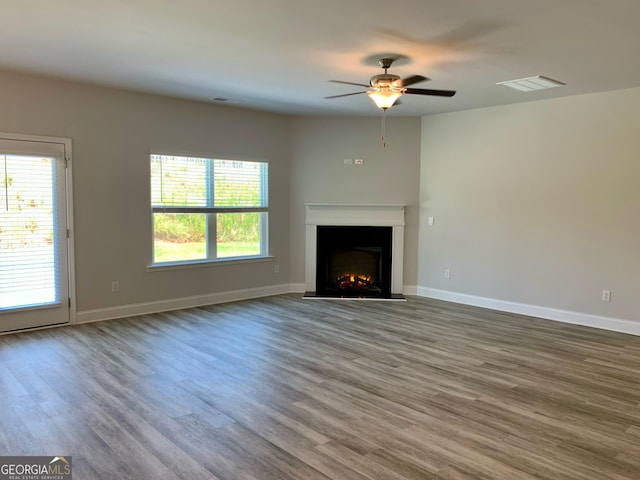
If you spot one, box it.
[336,273,374,290]
[314,225,392,298]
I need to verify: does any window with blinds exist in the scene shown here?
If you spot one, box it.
[151,154,268,264]
[0,154,58,310]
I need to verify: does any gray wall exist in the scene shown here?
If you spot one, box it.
[288,116,422,290]
[6,67,637,328]
[419,87,640,323]
[0,70,292,313]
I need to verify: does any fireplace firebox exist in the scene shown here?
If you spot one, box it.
[314,226,393,298]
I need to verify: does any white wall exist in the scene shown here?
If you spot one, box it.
[289,116,422,291]
[0,70,292,317]
[419,87,640,330]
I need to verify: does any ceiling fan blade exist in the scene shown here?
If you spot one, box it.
[328,80,370,88]
[405,87,456,97]
[324,91,367,99]
[400,75,430,87]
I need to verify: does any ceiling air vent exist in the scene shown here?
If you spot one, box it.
[497,75,565,92]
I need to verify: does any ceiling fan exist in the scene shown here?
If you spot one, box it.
[325,57,456,110]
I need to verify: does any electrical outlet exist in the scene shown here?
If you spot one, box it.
[274,264,280,274]
[444,269,451,279]
[428,217,434,226]
[344,159,353,165]
[111,281,120,293]
[601,290,611,302]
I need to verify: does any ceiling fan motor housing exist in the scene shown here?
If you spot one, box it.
[370,73,403,89]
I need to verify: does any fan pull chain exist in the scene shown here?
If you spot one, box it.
[381,111,387,148]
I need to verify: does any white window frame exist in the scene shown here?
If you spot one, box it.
[150,153,269,267]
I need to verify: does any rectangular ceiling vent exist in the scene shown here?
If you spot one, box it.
[497,75,565,92]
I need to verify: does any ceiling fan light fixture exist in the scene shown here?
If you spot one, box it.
[327,57,456,110]
[367,88,404,110]
[497,75,565,92]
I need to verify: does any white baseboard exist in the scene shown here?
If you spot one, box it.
[403,285,418,296]
[76,283,640,337]
[289,283,307,293]
[417,287,640,336]
[76,284,293,324]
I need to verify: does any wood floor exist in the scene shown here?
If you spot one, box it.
[1,294,640,479]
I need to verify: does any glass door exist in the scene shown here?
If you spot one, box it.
[0,135,71,332]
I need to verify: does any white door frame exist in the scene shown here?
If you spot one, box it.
[0,132,75,331]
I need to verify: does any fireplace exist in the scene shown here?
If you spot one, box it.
[316,226,392,298]
[304,204,405,300]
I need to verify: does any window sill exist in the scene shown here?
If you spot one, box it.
[147,255,274,272]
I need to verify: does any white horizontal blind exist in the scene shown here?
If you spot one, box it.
[151,154,268,211]
[151,155,208,207]
[0,154,58,310]
[213,159,268,207]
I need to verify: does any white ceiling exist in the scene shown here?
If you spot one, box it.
[2,0,640,116]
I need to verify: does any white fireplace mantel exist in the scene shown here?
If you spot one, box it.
[305,204,405,295]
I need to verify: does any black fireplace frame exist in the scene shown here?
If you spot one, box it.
[313,225,393,299]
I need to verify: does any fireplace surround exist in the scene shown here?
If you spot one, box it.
[304,204,405,300]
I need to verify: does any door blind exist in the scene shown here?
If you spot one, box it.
[0,154,59,310]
